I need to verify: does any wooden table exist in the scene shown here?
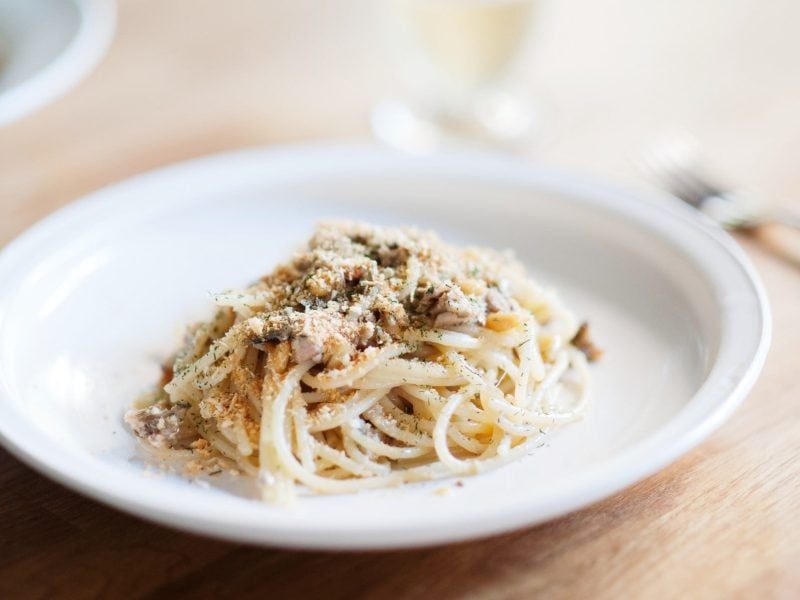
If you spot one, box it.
[1,1,799,597]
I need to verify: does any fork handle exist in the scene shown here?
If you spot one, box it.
[769,207,800,230]
[747,218,800,269]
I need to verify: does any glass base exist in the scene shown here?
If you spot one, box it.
[371,92,537,152]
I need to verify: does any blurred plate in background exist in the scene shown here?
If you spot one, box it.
[0,0,114,125]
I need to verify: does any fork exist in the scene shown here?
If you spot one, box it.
[643,135,800,231]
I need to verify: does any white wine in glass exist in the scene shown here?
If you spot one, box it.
[373,0,539,150]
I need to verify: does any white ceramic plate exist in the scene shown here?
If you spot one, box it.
[0,145,770,549]
[0,0,115,125]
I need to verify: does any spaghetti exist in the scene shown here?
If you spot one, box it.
[126,221,597,503]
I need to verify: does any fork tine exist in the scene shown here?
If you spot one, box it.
[641,134,767,232]
[643,147,705,206]
[642,134,725,207]
[669,162,723,199]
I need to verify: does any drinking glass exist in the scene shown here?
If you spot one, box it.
[372,0,540,151]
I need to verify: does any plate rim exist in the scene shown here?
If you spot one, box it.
[0,143,771,549]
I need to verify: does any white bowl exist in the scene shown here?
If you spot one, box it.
[0,0,115,125]
[0,145,770,549]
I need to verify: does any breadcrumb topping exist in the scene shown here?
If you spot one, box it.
[241,221,522,369]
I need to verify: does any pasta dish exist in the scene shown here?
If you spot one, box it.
[126,221,599,503]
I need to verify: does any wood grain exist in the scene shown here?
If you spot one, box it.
[1,0,799,598]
